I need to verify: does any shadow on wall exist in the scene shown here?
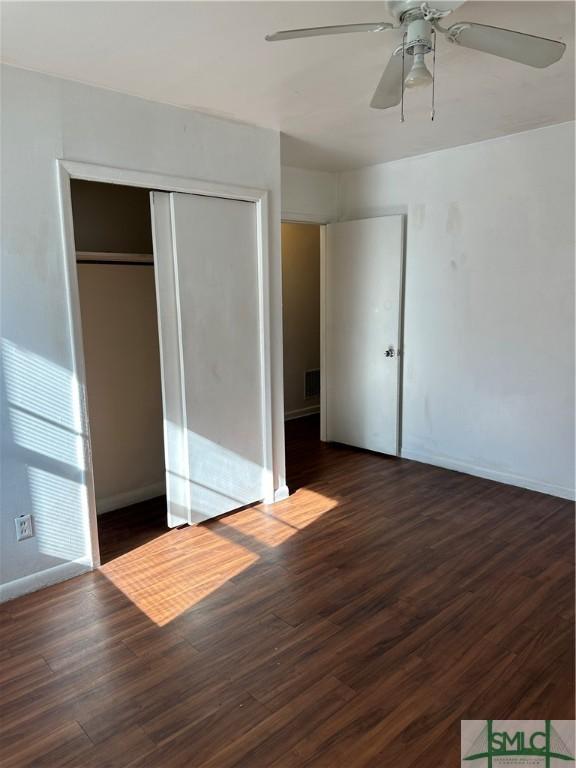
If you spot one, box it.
[1,337,275,584]
[1,338,91,574]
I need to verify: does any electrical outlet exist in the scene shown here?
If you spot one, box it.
[15,514,33,541]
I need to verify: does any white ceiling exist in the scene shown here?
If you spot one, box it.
[1,1,573,170]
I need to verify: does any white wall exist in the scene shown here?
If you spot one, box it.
[0,64,284,599]
[281,166,338,223]
[282,223,321,419]
[338,123,575,499]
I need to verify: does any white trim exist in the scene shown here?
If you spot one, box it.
[0,559,93,604]
[57,159,281,571]
[257,193,276,503]
[96,481,166,515]
[285,405,320,421]
[273,485,290,502]
[168,192,194,524]
[149,192,189,528]
[61,160,267,203]
[394,215,406,457]
[401,448,576,501]
[57,162,101,569]
[282,211,333,225]
[319,224,328,442]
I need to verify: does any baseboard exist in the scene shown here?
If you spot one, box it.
[273,485,290,502]
[0,558,93,604]
[400,448,576,501]
[97,481,166,515]
[284,406,320,422]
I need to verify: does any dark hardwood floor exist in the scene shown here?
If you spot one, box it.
[97,496,168,564]
[1,415,574,767]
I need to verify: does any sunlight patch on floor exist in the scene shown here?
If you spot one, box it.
[219,507,297,547]
[99,488,338,625]
[100,525,258,626]
[220,488,339,547]
[266,488,339,530]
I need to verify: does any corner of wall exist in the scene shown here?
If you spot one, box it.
[280,165,339,223]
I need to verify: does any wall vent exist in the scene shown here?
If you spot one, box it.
[305,369,320,399]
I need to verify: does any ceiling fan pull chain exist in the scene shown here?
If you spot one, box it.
[431,28,437,121]
[401,31,407,123]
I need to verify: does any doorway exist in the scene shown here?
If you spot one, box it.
[281,222,322,425]
[281,215,405,491]
[71,180,168,563]
[281,222,323,490]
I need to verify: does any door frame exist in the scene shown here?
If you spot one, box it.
[319,224,329,442]
[58,159,277,567]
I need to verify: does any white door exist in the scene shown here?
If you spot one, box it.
[322,216,404,455]
[150,191,272,527]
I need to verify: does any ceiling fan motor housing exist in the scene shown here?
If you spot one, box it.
[387,0,461,22]
[387,0,429,22]
[405,19,433,55]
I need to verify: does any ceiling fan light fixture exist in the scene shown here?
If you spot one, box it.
[404,52,433,88]
[265,0,567,114]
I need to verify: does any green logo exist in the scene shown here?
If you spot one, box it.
[463,720,575,767]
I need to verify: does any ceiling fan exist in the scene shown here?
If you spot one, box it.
[265,1,566,115]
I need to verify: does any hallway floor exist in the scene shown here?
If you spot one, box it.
[1,416,574,767]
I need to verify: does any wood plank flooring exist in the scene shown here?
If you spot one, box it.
[97,496,168,565]
[1,415,574,767]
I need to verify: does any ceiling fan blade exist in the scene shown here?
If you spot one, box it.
[446,22,566,68]
[265,22,393,42]
[370,53,405,109]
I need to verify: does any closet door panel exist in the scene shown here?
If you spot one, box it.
[151,191,269,526]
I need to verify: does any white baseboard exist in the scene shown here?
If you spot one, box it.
[285,406,320,421]
[400,448,576,501]
[0,558,93,604]
[97,481,166,515]
[273,485,290,502]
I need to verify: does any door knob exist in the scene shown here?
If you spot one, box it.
[385,346,396,358]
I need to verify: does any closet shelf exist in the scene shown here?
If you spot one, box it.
[76,251,154,266]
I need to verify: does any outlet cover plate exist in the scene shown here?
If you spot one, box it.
[15,514,33,541]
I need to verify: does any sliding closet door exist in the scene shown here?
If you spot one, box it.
[150,191,271,527]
